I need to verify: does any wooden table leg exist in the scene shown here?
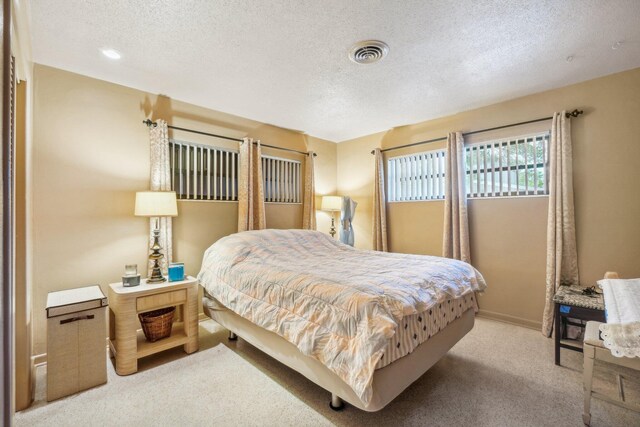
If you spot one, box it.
[555,303,561,366]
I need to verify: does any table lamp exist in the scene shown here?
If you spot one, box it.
[321,195,343,238]
[135,191,178,283]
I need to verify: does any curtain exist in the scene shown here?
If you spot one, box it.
[442,132,470,263]
[148,119,172,276]
[340,197,357,246]
[542,111,579,337]
[302,151,316,230]
[238,138,266,232]
[372,148,388,251]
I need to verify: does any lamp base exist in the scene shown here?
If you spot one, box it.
[329,215,336,238]
[147,274,166,284]
[147,226,166,284]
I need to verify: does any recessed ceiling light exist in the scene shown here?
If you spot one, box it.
[101,48,121,60]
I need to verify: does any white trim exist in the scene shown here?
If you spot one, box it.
[11,0,33,82]
[32,354,46,368]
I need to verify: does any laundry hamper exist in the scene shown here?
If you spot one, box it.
[46,285,108,401]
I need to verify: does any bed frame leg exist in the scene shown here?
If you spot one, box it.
[228,331,238,341]
[329,394,345,411]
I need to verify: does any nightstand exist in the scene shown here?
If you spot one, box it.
[108,276,199,375]
[553,285,605,366]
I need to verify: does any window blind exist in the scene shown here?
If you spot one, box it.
[262,156,301,203]
[465,132,549,198]
[387,150,446,202]
[169,140,238,201]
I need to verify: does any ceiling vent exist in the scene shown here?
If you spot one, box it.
[349,40,389,64]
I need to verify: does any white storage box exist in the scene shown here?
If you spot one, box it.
[46,285,108,401]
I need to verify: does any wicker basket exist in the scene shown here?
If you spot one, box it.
[138,306,176,342]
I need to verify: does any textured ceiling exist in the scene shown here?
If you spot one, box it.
[30,0,640,142]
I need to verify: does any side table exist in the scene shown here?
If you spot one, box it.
[553,285,605,366]
[108,276,199,375]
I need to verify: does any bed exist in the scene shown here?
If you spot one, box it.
[198,229,486,411]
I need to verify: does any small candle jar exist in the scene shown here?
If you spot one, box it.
[168,263,185,282]
[122,264,140,287]
[125,264,138,276]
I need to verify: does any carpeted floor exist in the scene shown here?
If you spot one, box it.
[15,317,640,426]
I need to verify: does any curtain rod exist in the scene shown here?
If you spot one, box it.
[143,119,316,157]
[369,109,584,155]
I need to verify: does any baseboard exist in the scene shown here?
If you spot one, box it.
[477,309,542,331]
[32,353,46,367]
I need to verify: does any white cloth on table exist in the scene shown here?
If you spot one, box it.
[597,278,640,358]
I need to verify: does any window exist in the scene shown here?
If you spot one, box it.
[386,131,550,202]
[168,141,302,204]
[387,150,446,202]
[465,132,549,198]
[262,156,302,203]
[169,140,238,201]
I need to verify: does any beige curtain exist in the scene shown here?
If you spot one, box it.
[148,119,172,276]
[372,148,388,251]
[542,112,579,337]
[238,138,266,232]
[443,132,470,263]
[302,151,316,230]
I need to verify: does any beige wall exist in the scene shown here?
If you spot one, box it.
[336,134,381,250]
[337,67,640,329]
[31,63,640,354]
[31,65,337,355]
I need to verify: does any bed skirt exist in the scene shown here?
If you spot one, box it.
[203,296,474,412]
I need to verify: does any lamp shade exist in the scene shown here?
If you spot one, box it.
[135,191,178,217]
[321,196,343,212]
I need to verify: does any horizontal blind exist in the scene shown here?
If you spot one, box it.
[262,156,301,203]
[387,149,446,202]
[465,132,549,198]
[169,140,238,201]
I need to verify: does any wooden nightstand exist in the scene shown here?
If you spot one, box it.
[108,276,199,375]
